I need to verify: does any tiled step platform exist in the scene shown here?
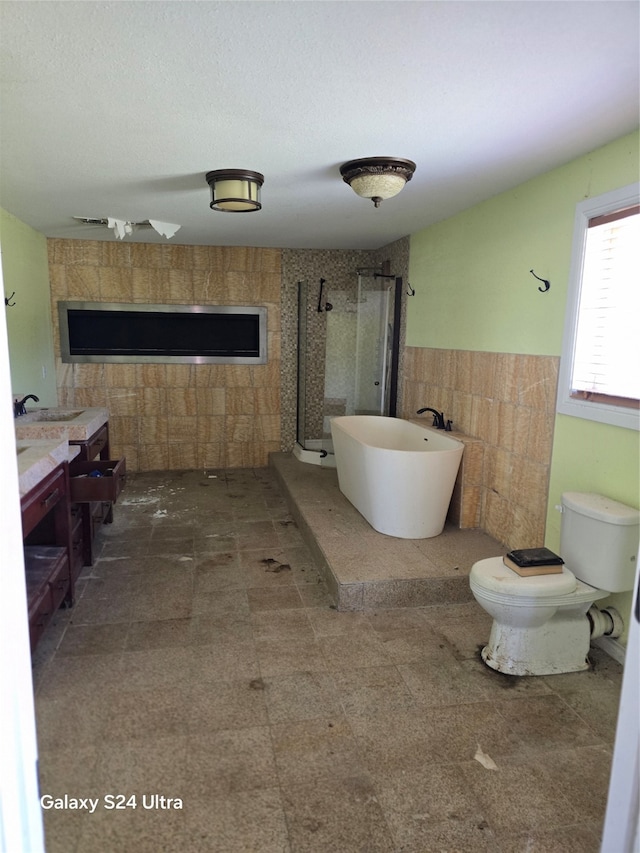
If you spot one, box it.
[270,452,503,611]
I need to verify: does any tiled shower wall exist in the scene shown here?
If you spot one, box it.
[401,348,560,549]
[280,238,410,451]
[48,239,282,471]
[281,248,375,451]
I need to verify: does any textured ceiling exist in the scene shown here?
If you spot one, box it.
[0,1,638,249]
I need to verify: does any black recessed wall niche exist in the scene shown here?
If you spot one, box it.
[58,302,267,364]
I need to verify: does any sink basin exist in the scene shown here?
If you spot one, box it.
[14,406,109,443]
[27,409,85,422]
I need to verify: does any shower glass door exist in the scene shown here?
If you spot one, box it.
[296,282,307,450]
[322,274,396,445]
[353,275,393,415]
[296,275,399,466]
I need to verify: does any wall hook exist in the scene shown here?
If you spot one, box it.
[530,269,550,293]
[4,292,16,307]
[406,282,415,296]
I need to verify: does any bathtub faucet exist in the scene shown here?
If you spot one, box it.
[416,407,448,430]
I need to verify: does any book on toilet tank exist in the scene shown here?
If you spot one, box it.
[503,547,564,576]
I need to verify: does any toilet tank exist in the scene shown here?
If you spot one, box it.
[560,492,639,592]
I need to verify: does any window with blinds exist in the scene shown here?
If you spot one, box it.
[571,205,640,406]
[558,182,640,431]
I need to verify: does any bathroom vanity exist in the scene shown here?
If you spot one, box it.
[18,440,75,651]
[15,407,126,568]
[16,409,126,652]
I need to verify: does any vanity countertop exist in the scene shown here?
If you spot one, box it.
[16,439,81,497]
[14,407,109,442]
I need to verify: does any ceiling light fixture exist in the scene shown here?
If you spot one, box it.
[340,157,416,208]
[206,169,264,212]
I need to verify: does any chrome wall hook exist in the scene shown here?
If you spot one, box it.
[530,269,550,292]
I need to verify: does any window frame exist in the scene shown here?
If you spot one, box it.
[557,182,640,431]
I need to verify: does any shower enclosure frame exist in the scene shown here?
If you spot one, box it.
[295,272,403,466]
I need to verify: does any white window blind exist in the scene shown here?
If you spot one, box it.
[571,205,640,404]
[558,182,639,430]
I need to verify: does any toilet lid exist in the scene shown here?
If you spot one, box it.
[470,557,577,597]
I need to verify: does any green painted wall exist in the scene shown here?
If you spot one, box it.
[407,130,640,644]
[0,208,58,406]
[545,416,639,547]
[408,131,640,356]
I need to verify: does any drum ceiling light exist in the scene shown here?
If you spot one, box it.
[206,169,264,212]
[340,157,416,208]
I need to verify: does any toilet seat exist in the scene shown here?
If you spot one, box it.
[471,557,577,597]
[469,556,608,610]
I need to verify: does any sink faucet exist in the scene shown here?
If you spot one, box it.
[416,406,448,430]
[14,394,39,417]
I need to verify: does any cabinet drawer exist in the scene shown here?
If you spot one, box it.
[71,423,109,461]
[25,546,68,593]
[25,549,60,603]
[87,424,109,459]
[48,556,70,611]
[69,458,126,503]
[21,467,68,537]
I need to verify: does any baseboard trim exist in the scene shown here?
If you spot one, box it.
[593,635,626,666]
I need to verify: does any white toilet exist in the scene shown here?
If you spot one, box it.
[470,492,639,676]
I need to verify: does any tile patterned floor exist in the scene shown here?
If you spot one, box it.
[32,468,622,852]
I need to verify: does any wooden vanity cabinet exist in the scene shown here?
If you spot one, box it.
[79,422,111,462]
[69,501,84,583]
[21,462,73,652]
[69,422,126,566]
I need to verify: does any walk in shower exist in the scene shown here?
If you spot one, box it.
[295,269,402,466]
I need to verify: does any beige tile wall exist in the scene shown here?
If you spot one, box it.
[446,432,485,529]
[402,348,560,549]
[48,239,282,471]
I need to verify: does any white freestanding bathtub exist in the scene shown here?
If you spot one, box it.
[330,415,464,539]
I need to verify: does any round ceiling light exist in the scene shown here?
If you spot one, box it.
[340,157,416,208]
